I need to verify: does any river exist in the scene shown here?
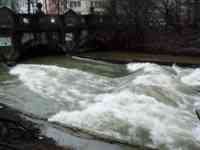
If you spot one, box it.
[1,55,200,150]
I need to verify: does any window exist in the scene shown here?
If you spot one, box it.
[77,1,81,7]
[69,1,81,8]
[90,1,94,7]
[90,1,104,8]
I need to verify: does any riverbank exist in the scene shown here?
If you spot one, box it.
[76,50,200,66]
[2,43,200,67]
[0,103,72,150]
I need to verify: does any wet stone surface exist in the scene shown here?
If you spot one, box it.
[0,103,72,150]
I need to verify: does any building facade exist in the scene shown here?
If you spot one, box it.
[41,0,59,14]
[64,0,106,14]
[41,0,107,15]
[15,0,39,13]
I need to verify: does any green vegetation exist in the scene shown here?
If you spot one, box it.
[78,51,200,66]
[0,63,10,81]
[0,0,17,10]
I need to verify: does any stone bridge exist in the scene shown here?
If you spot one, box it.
[0,7,135,61]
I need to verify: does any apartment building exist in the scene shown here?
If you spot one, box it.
[40,0,58,14]
[65,0,106,14]
[41,0,107,14]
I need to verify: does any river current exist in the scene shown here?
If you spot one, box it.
[1,56,200,150]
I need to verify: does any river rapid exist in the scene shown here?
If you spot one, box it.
[1,56,200,150]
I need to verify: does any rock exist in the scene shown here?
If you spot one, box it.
[0,103,73,150]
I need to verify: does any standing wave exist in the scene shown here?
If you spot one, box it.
[10,63,200,150]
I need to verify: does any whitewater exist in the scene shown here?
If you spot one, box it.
[9,62,200,150]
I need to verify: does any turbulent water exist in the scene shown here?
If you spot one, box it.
[1,57,200,150]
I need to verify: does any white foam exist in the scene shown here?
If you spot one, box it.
[132,74,175,87]
[10,63,200,150]
[127,63,163,73]
[193,125,200,142]
[49,89,200,149]
[10,64,112,109]
[181,69,200,86]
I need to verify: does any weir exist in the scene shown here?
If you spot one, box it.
[5,61,200,150]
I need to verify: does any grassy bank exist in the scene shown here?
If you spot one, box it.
[77,50,200,66]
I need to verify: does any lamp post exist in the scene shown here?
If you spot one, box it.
[28,0,31,14]
[57,0,60,14]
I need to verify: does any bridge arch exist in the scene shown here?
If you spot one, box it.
[0,6,122,61]
[19,34,66,59]
[0,7,15,31]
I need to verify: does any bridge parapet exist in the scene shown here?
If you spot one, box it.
[39,15,63,31]
[0,7,137,61]
[0,7,15,34]
[0,7,120,32]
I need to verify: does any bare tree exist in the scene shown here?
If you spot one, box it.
[104,0,156,47]
[106,0,155,27]
[59,0,68,14]
[154,0,188,31]
[155,0,176,29]
[193,0,200,26]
